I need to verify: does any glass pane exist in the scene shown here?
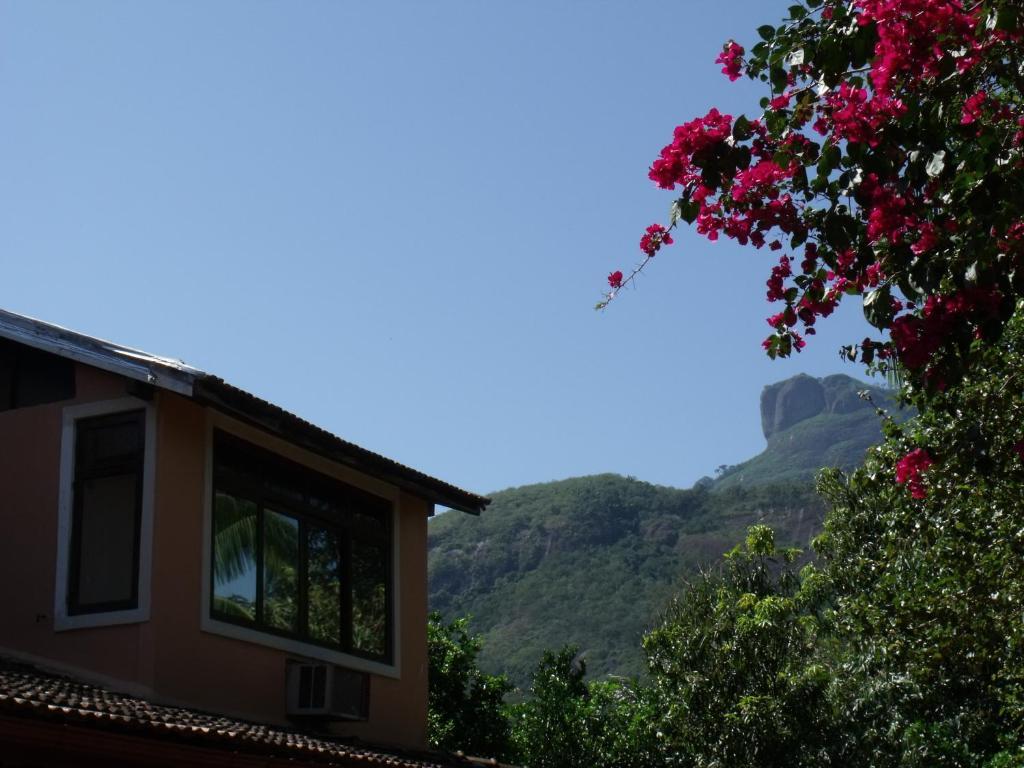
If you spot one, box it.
[77,414,143,472]
[352,512,388,658]
[262,509,299,632]
[212,492,258,622]
[306,525,341,645]
[76,473,138,607]
[13,345,75,408]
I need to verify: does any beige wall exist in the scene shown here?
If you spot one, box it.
[0,361,432,749]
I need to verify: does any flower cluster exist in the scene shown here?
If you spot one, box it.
[890,288,1004,370]
[895,447,934,499]
[600,0,1024,499]
[648,108,734,191]
[640,223,673,257]
[853,0,982,95]
[819,83,906,146]
[607,0,1023,392]
[716,41,744,82]
[961,91,988,125]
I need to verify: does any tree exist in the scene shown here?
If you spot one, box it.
[643,525,839,767]
[812,312,1024,765]
[603,0,1023,404]
[426,612,513,759]
[507,647,662,768]
[566,3,1024,763]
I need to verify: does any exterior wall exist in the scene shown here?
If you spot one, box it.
[0,364,149,685]
[0,360,433,749]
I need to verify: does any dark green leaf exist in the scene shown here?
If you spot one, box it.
[733,115,753,142]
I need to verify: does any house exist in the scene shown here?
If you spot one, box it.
[0,308,489,767]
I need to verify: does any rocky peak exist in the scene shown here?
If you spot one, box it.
[760,373,881,440]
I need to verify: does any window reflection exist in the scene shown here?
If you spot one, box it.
[263,509,299,632]
[212,492,258,622]
[352,512,388,657]
[211,432,392,663]
[307,525,341,645]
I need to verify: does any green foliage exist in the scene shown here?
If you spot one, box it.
[812,309,1024,765]
[429,473,824,687]
[508,648,663,768]
[643,526,836,767]
[426,612,513,759]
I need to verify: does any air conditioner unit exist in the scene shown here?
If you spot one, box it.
[286,662,369,720]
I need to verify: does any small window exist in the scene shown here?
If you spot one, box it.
[67,410,145,615]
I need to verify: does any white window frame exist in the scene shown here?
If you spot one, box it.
[199,415,403,679]
[54,396,157,631]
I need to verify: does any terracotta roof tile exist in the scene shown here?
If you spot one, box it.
[0,658,466,768]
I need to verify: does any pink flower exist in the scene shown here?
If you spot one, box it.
[607,271,623,289]
[854,0,981,95]
[648,108,734,190]
[639,224,673,257]
[825,81,906,146]
[716,41,745,81]
[890,287,1003,370]
[961,91,987,125]
[895,448,934,499]
[911,222,939,255]
[769,94,791,110]
[765,256,792,301]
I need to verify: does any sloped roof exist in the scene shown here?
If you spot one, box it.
[0,308,488,514]
[0,657,467,768]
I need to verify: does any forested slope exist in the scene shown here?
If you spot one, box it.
[428,373,897,686]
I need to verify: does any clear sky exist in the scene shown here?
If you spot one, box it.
[0,0,875,498]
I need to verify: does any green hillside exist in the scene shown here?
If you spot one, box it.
[429,476,823,686]
[427,373,898,688]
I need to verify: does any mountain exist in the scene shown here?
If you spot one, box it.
[428,373,899,688]
[713,373,899,489]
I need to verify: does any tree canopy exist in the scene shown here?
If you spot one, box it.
[429,3,1024,765]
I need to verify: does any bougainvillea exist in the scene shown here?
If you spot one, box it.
[601,0,1024,397]
[894,447,934,498]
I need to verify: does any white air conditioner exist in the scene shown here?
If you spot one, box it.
[286,662,369,720]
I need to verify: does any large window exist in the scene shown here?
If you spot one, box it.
[210,432,393,664]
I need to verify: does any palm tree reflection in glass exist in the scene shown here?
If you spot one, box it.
[213,491,387,657]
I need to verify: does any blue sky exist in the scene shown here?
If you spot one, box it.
[0,1,875,497]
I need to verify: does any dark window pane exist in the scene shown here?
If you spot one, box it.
[212,492,258,622]
[69,411,144,615]
[351,512,388,658]
[0,339,14,410]
[0,338,75,412]
[76,416,144,474]
[75,473,138,607]
[307,525,341,645]
[263,509,299,632]
[13,345,75,408]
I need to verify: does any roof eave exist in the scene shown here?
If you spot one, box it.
[0,309,197,396]
[0,308,489,515]
[192,377,490,515]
